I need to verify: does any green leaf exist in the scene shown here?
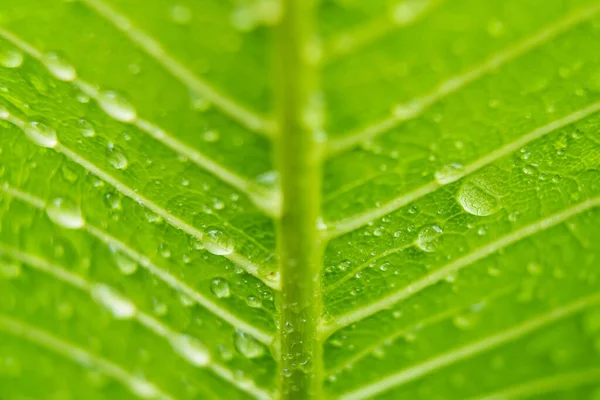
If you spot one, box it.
[1,0,600,399]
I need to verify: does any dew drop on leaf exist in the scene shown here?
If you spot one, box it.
[111,247,138,275]
[246,295,261,308]
[234,330,265,359]
[42,52,76,82]
[457,181,501,216]
[129,378,160,399]
[77,119,95,137]
[434,163,464,184]
[171,334,210,366]
[416,224,443,252]
[97,90,137,123]
[210,278,230,298]
[204,229,234,256]
[24,120,58,148]
[91,284,136,319]
[0,48,23,68]
[106,143,128,170]
[170,5,192,24]
[0,262,21,279]
[0,105,9,119]
[46,198,84,229]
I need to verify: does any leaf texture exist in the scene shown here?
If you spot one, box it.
[0,0,600,399]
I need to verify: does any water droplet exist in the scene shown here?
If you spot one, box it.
[129,378,159,399]
[46,198,84,229]
[111,248,138,275]
[416,224,443,252]
[106,143,128,170]
[203,230,234,256]
[42,52,76,81]
[170,5,192,24]
[246,295,261,308]
[0,105,9,119]
[91,284,136,319]
[210,278,230,298]
[77,119,95,137]
[97,90,137,123]
[390,0,431,25]
[0,48,23,68]
[234,330,264,359]
[457,181,501,216]
[171,334,209,366]
[202,130,220,143]
[24,120,57,148]
[190,91,211,111]
[0,262,21,279]
[434,163,464,184]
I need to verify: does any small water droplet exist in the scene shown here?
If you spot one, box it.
[24,120,57,148]
[106,143,128,170]
[0,48,23,68]
[202,130,220,143]
[46,198,84,229]
[190,91,211,111]
[210,278,230,298]
[390,0,431,25]
[111,247,138,275]
[42,52,76,81]
[457,181,501,216]
[97,90,137,123]
[203,230,234,256]
[416,224,443,252]
[246,295,261,308]
[77,119,95,137]
[129,378,159,399]
[0,105,9,119]
[91,284,136,319]
[171,334,209,366]
[170,4,192,24]
[0,262,21,279]
[234,330,264,359]
[434,163,464,184]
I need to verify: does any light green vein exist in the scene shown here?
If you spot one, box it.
[338,291,600,400]
[0,183,274,345]
[0,314,175,400]
[79,0,273,135]
[325,101,600,238]
[326,4,600,154]
[0,243,272,400]
[470,369,600,400]
[0,26,280,217]
[324,196,600,335]
[1,112,279,290]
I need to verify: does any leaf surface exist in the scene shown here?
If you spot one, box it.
[0,0,600,399]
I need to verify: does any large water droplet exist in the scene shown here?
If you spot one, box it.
[234,330,264,359]
[171,334,210,366]
[416,224,443,252]
[457,181,501,216]
[91,284,136,319]
[46,198,84,229]
[0,48,23,68]
[106,143,128,170]
[210,278,230,298]
[203,230,234,256]
[24,121,57,148]
[42,52,76,81]
[97,90,137,123]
